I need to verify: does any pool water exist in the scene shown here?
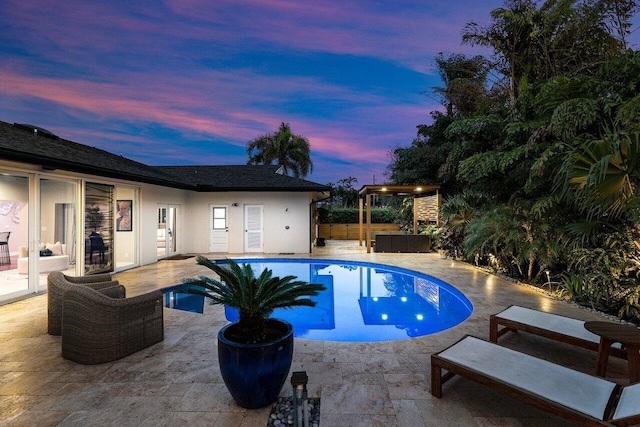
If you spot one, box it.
[163,258,473,342]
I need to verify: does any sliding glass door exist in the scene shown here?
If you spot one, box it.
[40,178,79,286]
[0,173,29,300]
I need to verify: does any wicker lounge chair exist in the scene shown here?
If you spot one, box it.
[47,271,123,335]
[431,335,640,427]
[490,305,626,359]
[61,284,164,364]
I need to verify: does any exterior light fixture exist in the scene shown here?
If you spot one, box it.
[291,371,309,427]
[415,187,422,192]
[545,270,551,289]
[416,314,424,320]
[381,314,388,320]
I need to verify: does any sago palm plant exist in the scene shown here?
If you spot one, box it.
[181,256,326,343]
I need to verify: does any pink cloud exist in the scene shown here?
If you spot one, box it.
[163,0,479,69]
[0,0,521,186]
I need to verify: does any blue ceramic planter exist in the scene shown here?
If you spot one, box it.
[217,318,294,409]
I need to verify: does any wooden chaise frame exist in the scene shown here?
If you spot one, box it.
[490,305,627,359]
[431,335,640,427]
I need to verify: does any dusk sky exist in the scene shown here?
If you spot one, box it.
[1,1,638,186]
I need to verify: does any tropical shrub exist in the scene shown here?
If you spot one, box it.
[181,257,326,343]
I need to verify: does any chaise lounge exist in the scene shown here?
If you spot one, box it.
[490,305,626,359]
[431,335,640,426]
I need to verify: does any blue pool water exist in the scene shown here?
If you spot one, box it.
[163,258,473,342]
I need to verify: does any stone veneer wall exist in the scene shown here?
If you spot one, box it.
[415,194,440,222]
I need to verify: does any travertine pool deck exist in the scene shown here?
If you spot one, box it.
[0,241,632,426]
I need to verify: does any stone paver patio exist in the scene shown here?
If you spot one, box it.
[0,241,632,426]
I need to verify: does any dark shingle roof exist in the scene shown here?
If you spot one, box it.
[157,165,330,192]
[0,120,330,193]
[0,120,189,188]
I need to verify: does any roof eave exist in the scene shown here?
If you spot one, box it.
[195,185,331,192]
[2,150,194,190]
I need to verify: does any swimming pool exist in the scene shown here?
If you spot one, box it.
[164,258,473,342]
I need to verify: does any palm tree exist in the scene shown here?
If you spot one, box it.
[246,122,313,178]
[560,129,640,223]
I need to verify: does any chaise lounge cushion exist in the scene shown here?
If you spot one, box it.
[490,305,623,356]
[431,335,640,426]
[434,336,616,419]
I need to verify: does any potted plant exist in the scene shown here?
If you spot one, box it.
[180,255,326,409]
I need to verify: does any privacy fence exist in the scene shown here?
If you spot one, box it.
[317,223,400,240]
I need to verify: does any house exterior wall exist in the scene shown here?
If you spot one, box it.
[185,191,312,254]
[0,161,314,269]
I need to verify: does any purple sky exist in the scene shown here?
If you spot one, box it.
[1,1,638,186]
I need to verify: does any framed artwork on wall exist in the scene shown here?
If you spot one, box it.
[116,200,132,232]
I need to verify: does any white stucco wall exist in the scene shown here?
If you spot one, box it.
[184,191,312,254]
[137,186,313,264]
[0,162,315,272]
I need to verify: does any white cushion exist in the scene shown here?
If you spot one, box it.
[613,382,640,420]
[496,305,622,349]
[438,336,617,420]
[47,241,63,256]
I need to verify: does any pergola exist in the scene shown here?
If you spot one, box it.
[358,184,441,253]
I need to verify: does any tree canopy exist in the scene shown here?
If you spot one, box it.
[387,0,640,321]
[246,122,313,178]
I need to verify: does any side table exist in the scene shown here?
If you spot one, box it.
[584,321,640,384]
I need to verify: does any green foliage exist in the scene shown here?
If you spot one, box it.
[444,115,504,140]
[326,177,359,208]
[419,224,441,239]
[387,1,640,321]
[320,207,397,224]
[457,147,528,184]
[181,257,326,343]
[387,111,455,187]
[550,98,601,140]
[559,130,640,221]
[562,228,640,320]
[560,272,598,306]
[432,53,491,117]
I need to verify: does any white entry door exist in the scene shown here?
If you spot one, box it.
[244,205,263,252]
[210,205,228,252]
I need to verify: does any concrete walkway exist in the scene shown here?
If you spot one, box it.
[0,241,631,426]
